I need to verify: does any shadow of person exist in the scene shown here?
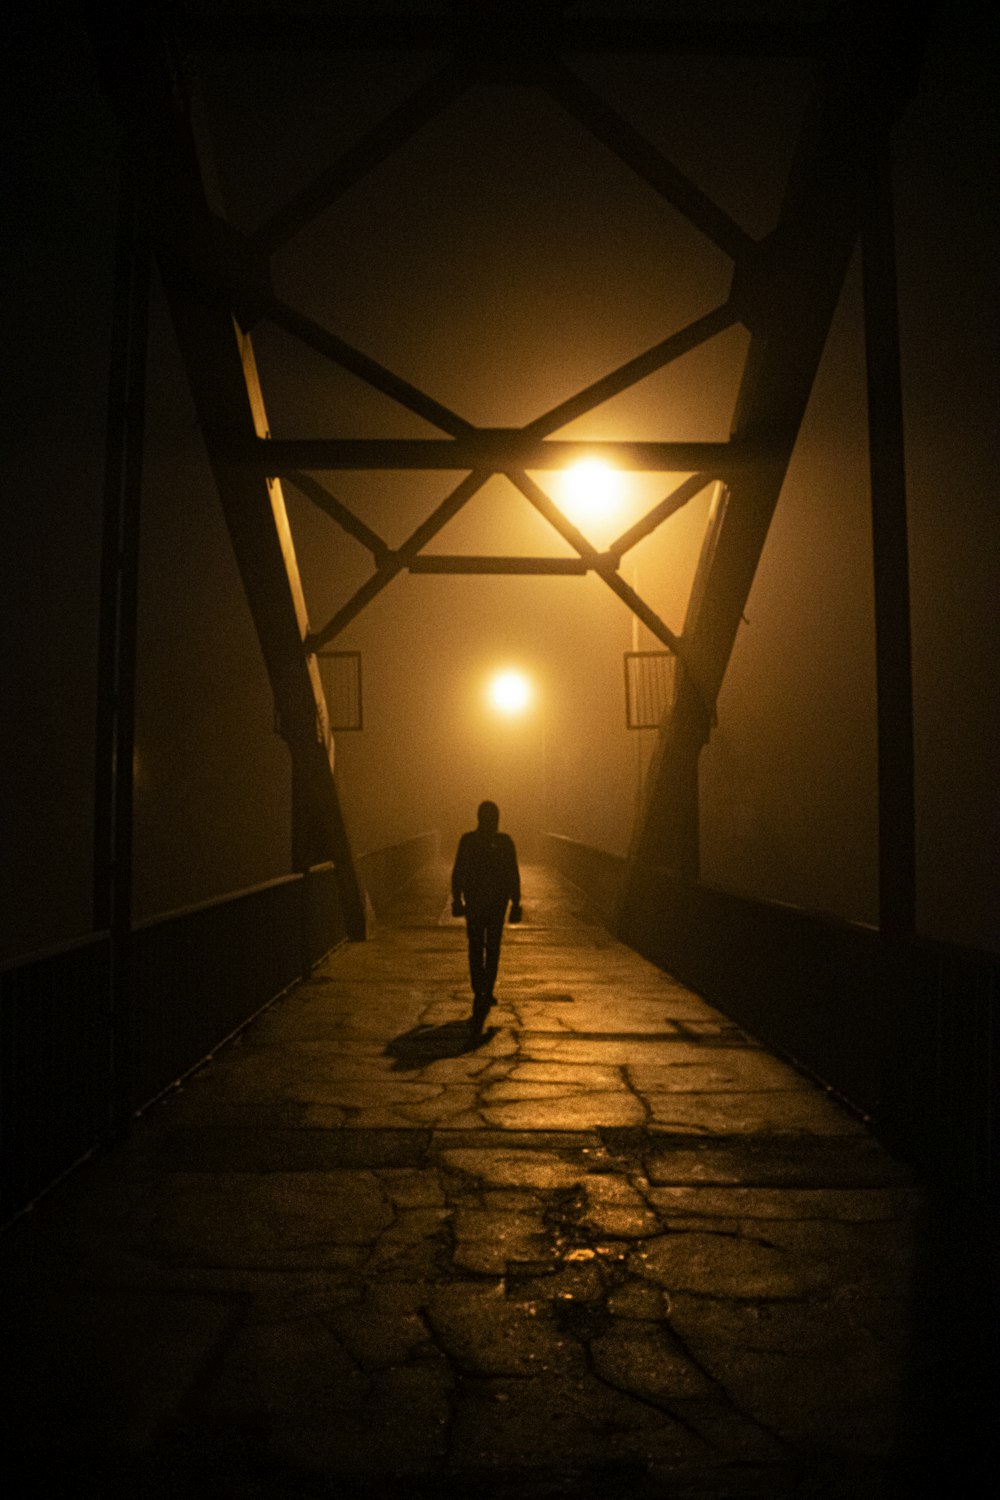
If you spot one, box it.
[384,1019,497,1071]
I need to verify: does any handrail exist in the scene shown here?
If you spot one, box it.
[134,871,304,931]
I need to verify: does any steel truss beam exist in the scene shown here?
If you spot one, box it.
[296,463,705,660]
[257,437,732,475]
[409,557,589,575]
[93,3,927,942]
[509,469,684,657]
[306,471,492,651]
[257,293,735,658]
[98,6,753,665]
[628,3,931,890]
[90,10,367,938]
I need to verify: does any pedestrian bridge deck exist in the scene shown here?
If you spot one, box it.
[0,864,921,1497]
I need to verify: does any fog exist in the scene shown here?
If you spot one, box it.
[2,4,997,958]
[190,40,768,868]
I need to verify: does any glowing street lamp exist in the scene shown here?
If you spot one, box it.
[487,668,533,716]
[557,457,624,526]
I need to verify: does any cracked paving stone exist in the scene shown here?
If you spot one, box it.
[628,1055,813,1093]
[577,1174,663,1237]
[668,1400,792,1464]
[630,1232,814,1299]
[367,1234,453,1280]
[748,1216,916,1285]
[398,1087,483,1124]
[339,1108,421,1128]
[482,1092,646,1130]
[481,1081,587,1103]
[453,1203,547,1236]
[508,1061,626,1088]
[447,1374,712,1471]
[239,1275,363,1325]
[691,1345,907,1455]
[415,1053,491,1078]
[437,1109,491,1130]
[523,1039,715,1066]
[195,1317,369,1427]
[100,1171,395,1268]
[647,1185,918,1222]
[480,1189,543,1212]
[377,1207,453,1243]
[590,1322,714,1401]
[313,1079,445,1109]
[607,1280,670,1319]
[666,1292,910,1364]
[645,1092,867,1136]
[511,1259,606,1303]
[426,1285,584,1377]
[581,1173,651,1205]
[648,1135,913,1188]
[377,1168,447,1209]
[440,1150,584,1190]
[582,1205,664,1238]
[0,865,924,1497]
[451,1215,555,1275]
[324,1298,436,1371]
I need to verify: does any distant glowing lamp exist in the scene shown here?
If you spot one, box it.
[559,458,623,522]
[488,669,532,716]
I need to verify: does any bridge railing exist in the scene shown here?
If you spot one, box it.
[541,833,996,1203]
[0,834,437,1225]
[358,831,439,916]
[130,872,322,1112]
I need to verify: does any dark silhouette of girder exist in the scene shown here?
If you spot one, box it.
[89,1,931,942]
[255,437,733,475]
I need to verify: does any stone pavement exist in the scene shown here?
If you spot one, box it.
[0,864,926,1498]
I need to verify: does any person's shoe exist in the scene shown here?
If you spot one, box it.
[471,992,490,1031]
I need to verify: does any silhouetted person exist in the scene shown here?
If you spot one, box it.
[451,800,522,1032]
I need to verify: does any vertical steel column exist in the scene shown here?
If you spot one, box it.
[94,159,149,1127]
[862,144,916,940]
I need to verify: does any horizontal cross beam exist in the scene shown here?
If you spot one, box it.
[256,437,732,475]
[407,556,589,575]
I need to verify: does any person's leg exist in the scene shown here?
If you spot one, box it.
[482,904,506,1001]
[465,912,486,998]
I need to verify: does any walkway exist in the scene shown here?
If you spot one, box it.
[1,865,921,1498]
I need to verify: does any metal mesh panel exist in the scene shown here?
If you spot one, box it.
[317,651,363,731]
[624,651,674,729]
